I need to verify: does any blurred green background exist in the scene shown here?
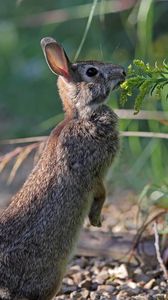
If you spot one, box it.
[0,0,168,192]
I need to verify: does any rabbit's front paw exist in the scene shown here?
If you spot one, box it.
[89,212,102,227]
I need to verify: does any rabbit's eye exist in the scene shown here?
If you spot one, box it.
[86,67,98,77]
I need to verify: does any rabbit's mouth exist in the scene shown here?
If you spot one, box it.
[111,77,125,91]
[109,66,126,91]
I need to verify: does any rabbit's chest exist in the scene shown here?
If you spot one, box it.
[85,121,119,172]
[59,121,119,179]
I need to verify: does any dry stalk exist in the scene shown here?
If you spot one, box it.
[0,142,39,183]
[128,210,167,262]
[121,131,168,139]
[0,128,168,182]
[1,129,168,148]
[7,143,39,184]
[115,109,168,121]
[153,221,168,280]
[0,136,47,145]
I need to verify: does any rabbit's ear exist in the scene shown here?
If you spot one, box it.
[41,37,71,79]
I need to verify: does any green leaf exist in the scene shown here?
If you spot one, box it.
[119,59,168,113]
[150,190,168,210]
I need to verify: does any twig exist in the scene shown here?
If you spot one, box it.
[1,130,168,146]
[0,143,39,183]
[20,0,136,27]
[0,147,22,163]
[153,221,168,280]
[7,143,38,184]
[121,131,168,139]
[128,210,166,262]
[0,136,47,145]
[114,109,168,120]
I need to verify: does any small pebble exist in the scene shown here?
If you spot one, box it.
[70,272,84,285]
[70,288,90,299]
[109,264,128,279]
[97,284,115,293]
[90,291,101,300]
[152,294,167,300]
[144,278,156,289]
[119,283,141,296]
[127,281,137,289]
[95,270,109,284]
[61,284,77,294]
[91,282,99,291]
[62,277,74,285]
[116,290,129,299]
[79,279,92,289]
[160,281,167,287]
[80,288,90,298]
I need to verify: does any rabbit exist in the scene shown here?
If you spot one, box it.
[0,37,125,300]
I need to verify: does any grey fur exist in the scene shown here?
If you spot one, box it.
[0,37,125,300]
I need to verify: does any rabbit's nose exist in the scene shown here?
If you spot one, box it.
[112,66,126,78]
[122,69,126,77]
[118,67,126,83]
[118,67,126,78]
[115,67,126,83]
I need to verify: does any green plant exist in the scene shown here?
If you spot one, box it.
[120,59,168,114]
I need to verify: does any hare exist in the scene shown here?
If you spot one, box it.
[0,37,125,300]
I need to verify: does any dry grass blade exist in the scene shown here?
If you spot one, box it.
[153,221,168,280]
[1,129,168,149]
[0,147,22,172]
[20,0,136,27]
[121,131,168,139]
[115,109,168,121]
[0,136,47,145]
[7,143,38,184]
[128,210,166,262]
[0,127,168,184]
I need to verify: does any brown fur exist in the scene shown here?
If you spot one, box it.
[0,37,125,300]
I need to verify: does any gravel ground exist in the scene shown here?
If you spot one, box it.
[55,256,168,299]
